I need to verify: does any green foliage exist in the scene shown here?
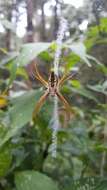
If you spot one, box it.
[0,144,12,178]
[64,177,107,190]
[6,62,17,89]
[64,53,80,70]
[62,84,98,103]
[0,15,107,190]
[67,42,92,67]
[0,90,43,147]
[15,171,59,190]
[70,86,98,102]
[66,42,102,67]
[85,18,107,49]
[15,43,51,66]
[88,82,107,95]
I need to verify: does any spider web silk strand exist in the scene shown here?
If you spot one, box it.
[50,18,68,158]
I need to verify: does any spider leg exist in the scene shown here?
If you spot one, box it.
[30,70,41,82]
[58,72,77,87]
[32,90,49,120]
[56,91,75,117]
[32,62,48,87]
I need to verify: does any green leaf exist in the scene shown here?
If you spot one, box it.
[86,54,101,65]
[0,144,12,178]
[67,42,101,67]
[15,171,59,190]
[71,157,83,179]
[67,42,92,67]
[16,43,51,66]
[85,37,96,50]
[7,62,17,89]
[70,80,81,88]
[65,53,80,70]
[98,64,107,74]
[87,25,99,38]
[0,90,43,147]
[39,51,53,62]
[0,52,18,66]
[88,84,107,95]
[70,86,98,102]
[85,17,107,50]
[1,55,18,90]
[16,67,29,80]
[100,17,107,33]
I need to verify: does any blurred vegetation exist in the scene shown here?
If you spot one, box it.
[0,0,107,190]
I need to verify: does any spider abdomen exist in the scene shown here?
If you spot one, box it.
[48,71,58,96]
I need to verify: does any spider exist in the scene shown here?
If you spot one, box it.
[32,62,76,120]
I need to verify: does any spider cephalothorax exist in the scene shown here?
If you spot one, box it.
[32,62,76,120]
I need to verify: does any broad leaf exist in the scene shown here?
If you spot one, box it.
[0,142,12,178]
[15,171,59,190]
[16,43,51,66]
[0,90,43,147]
